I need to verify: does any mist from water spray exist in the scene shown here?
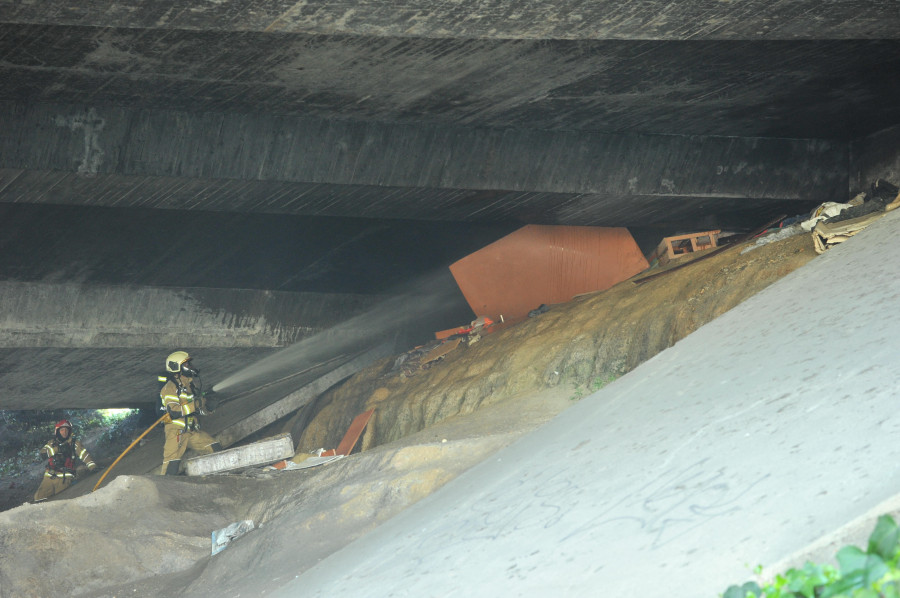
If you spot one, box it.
[212,270,469,395]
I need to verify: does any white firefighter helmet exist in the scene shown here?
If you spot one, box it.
[165,351,191,374]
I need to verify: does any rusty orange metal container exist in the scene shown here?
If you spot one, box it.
[449,225,648,322]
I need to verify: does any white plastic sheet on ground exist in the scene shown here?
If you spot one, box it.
[211,520,255,556]
[266,455,344,471]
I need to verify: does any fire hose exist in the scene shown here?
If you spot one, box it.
[92,351,359,491]
[91,412,170,492]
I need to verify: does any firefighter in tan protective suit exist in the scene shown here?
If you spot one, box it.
[33,419,97,502]
[159,351,222,475]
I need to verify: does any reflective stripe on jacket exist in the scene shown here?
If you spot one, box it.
[160,377,200,430]
[41,438,95,474]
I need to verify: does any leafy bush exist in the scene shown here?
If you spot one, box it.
[95,410,142,447]
[0,409,140,477]
[570,373,619,401]
[724,514,900,598]
[0,446,42,476]
[0,409,73,459]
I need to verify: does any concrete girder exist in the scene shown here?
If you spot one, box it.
[0,282,381,349]
[1,103,844,230]
[0,225,471,409]
[0,346,281,411]
[0,201,514,301]
[1,28,899,139]
[851,124,900,193]
[4,0,900,40]
[0,169,812,230]
[0,282,382,411]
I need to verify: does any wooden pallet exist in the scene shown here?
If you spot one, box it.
[648,230,721,267]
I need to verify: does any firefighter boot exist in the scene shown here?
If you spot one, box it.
[163,459,181,475]
[210,442,223,453]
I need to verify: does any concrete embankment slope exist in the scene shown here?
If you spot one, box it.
[278,208,900,597]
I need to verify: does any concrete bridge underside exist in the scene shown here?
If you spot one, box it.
[1,0,899,412]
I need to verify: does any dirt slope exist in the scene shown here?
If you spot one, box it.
[290,229,815,454]
[0,227,818,598]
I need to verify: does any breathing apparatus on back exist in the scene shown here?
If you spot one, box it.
[159,350,215,415]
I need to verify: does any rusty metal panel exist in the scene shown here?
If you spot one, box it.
[449,225,648,322]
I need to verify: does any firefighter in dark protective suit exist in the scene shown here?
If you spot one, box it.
[159,350,222,475]
[33,419,97,502]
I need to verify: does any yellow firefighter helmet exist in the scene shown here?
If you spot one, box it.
[165,351,191,374]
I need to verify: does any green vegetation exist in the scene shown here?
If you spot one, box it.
[0,409,142,477]
[570,373,619,401]
[724,514,900,598]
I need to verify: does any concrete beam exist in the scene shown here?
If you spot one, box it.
[0,168,818,230]
[0,347,281,411]
[0,103,846,228]
[1,103,843,197]
[0,267,469,411]
[0,282,379,348]
[851,124,900,197]
[0,202,511,297]
[3,0,899,40]
[2,29,899,139]
[0,281,384,411]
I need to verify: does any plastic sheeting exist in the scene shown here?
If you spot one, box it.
[212,520,255,556]
[449,225,648,322]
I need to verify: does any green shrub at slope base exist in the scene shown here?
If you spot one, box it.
[723,514,900,598]
[0,409,141,477]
